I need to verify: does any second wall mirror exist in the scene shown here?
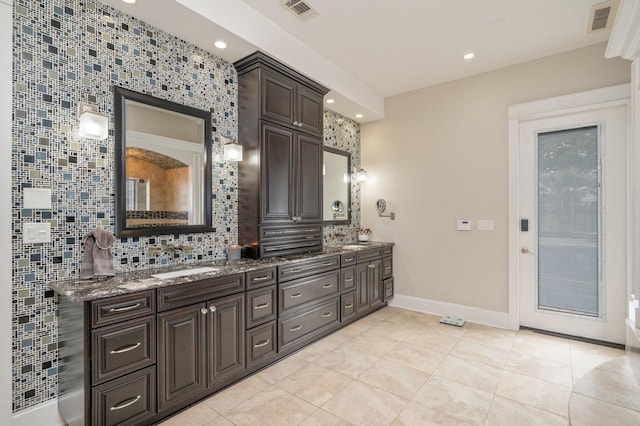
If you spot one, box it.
[323,147,351,224]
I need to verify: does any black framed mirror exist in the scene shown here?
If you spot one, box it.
[114,86,213,237]
[323,147,351,224]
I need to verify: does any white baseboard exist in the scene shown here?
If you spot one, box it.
[388,293,515,330]
[13,399,66,426]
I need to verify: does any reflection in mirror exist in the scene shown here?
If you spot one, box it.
[323,147,351,224]
[115,87,213,237]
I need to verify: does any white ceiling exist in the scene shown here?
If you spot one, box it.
[100,0,614,123]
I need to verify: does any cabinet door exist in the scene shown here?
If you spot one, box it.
[261,71,295,126]
[369,259,383,309]
[296,85,324,136]
[157,304,206,412]
[356,263,370,313]
[261,123,295,223]
[207,293,246,387]
[296,133,323,222]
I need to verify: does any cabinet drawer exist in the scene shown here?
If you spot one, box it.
[382,256,393,279]
[261,225,322,240]
[357,248,382,263]
[261,238,322,258]
[246,320,277,369]
[341,292,356,323]
[381,246,393,257]
[279,270,339,315]
[91,291,155,328]
[246,286,277,328]
[92,315,155,385]
[246,267,277,289]
[340,252,357,267]
[157,273,245,311]
[278,255,340,282]
[340,266,356,293]
[279,298,339,349]
[91,366,155,426]
[383,278,394,301]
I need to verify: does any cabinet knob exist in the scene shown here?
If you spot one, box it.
[210,306,217,312]
[293,120,299,126]
[298,122,303,128]
[200,308,208,315]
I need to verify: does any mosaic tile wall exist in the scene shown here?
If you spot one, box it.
[11,0,239,411]
[322,109,362,245]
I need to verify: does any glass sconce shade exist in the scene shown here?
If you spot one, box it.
[78,111,108,140]
[223,143,243,161]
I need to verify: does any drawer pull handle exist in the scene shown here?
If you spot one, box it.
[270,231,285,235]
[322,312,333,318]
[305,243,316,247]
[254,339,270,348]
[108,303,141,313]
[306,236,315,239]
[322,283,333,289]
[345,303,353,309]
[110,342,142,354]
[344,277,353,282]
[344,257,354,261]
[303,228,316,232]
[110,395,142,411]
[286,268,303,274]
[254,302,270,309]
[253,275,271,281]
[321,262,333,266]
[290,325,302,332]
[290,293,303,299]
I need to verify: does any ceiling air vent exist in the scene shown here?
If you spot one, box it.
[587,0,619,33]
[280,0,319,20]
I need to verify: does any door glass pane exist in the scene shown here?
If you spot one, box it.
[537,126,599,316]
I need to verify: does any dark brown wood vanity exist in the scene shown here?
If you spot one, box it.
[54,245,394,425]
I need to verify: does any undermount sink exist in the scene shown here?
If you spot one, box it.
[341,244,370,249]
[151,267,219,280]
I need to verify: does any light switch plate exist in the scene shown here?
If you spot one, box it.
[23,222,51,243]
[477,220,494,231]
[456,219,472,231]
[23,188,52,209]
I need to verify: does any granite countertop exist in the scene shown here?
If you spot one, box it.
[49,242,394,302]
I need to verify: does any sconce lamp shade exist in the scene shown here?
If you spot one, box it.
[356,168,369,182]
[223,143,243,161]
[78,111,108,140]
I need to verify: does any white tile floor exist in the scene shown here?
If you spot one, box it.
[159,306,626,426]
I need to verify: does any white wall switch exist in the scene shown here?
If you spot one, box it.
[456,219,472,231]
[23,222,51,243]
[23,188,52,209]
[477,220,494,231]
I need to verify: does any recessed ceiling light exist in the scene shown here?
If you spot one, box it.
[214,41,227,49]
[121,0,136,4]
[464,52,475,60]
[326,99,335,104]
[355,114,363,119]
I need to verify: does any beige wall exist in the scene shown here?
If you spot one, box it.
[361,42,630,313]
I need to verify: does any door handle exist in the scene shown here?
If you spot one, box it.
[521,247,536,255]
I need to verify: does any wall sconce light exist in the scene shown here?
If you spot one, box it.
[355,168,368,183]
[221,136,243,161]
[77,102,108,140]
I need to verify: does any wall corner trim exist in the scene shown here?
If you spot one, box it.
[12,399,65,426]
[606,0,640,60]
[387,294,514,330]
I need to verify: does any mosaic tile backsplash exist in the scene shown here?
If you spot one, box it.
[11,0,361,413]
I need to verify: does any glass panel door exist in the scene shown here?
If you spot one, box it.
[537,126,599,316]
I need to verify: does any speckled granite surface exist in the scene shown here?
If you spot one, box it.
[49,242,394,302]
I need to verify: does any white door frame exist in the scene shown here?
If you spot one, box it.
[508,84,631,331]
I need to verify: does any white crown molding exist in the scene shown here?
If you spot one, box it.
[606,0,640,60]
